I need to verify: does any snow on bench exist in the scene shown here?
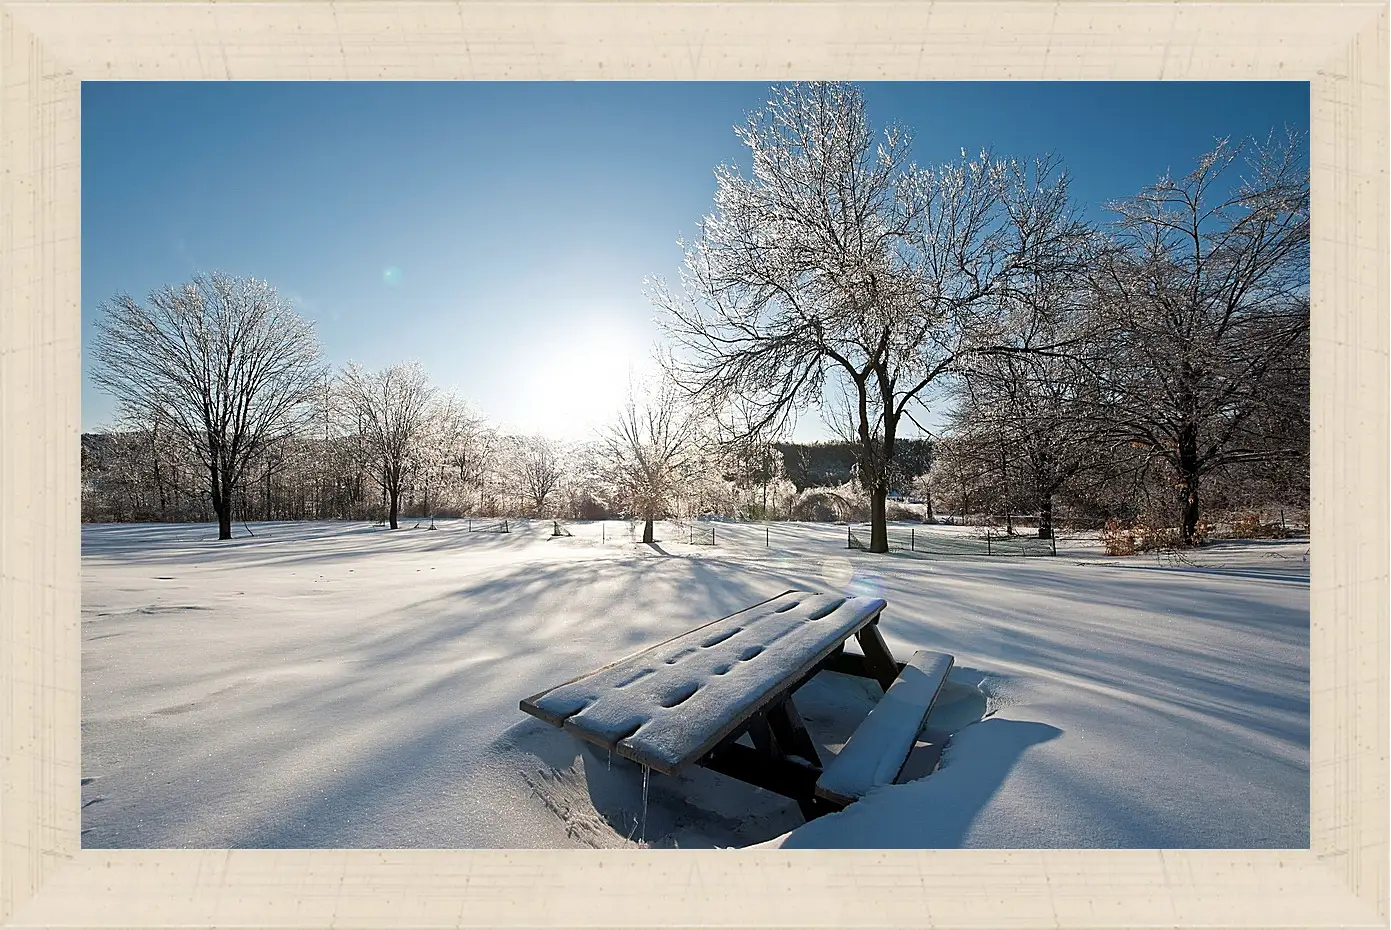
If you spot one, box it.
[814,649,954,807]
[521,590,887,775]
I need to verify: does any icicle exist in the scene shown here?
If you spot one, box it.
[640,764,651,846]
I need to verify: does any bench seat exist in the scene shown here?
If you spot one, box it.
[814,649,954,807]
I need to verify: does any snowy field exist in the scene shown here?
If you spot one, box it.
[81,518,1309,849]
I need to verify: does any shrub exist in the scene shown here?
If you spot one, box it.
[1101,519,1139,556]
[1101,518,1211,556]
[789,484,869,522]
[1225,511,1293,540]
[885,503,921,522]
[790,490,854,522]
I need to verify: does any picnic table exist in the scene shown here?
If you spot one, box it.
[520,589,954,819]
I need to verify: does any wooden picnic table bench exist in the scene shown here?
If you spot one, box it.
[519,589,954,819]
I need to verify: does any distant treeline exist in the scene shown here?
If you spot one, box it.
[774,440,931,493]
[78,428,932,526]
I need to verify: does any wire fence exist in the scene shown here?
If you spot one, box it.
[440,511,1301,564]
[454,515,1090,561]
[499,516,1073,559]
[847,524,1057,558]
[687,525,716,545]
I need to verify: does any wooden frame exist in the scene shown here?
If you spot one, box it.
[2,1,1384,927]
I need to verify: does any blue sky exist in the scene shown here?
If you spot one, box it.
[82,81,1309,440]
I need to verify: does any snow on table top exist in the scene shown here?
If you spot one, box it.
[815,649,954,807]
[523,590,887,774]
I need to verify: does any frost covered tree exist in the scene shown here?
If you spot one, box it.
[90,272,325,540]
[429,395,495,515]
[952,348,1110,538]
[653,82,1065,553]
[1088,134,1310,545]
[338,361,437,529]
[599,377,710,544]
[513,435,566,516]
[951,158,1103,538]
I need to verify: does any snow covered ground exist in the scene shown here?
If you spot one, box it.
[81,518,1308,849]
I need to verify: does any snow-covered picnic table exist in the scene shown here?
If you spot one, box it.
[521,590,954,818]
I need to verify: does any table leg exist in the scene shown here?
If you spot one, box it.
[746,713,780,760]
[854,621,900,692]
[742,711,833,821]
[766,697,821,767]
[699,741,832,819]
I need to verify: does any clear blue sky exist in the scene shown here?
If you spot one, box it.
[82,81,1309,440]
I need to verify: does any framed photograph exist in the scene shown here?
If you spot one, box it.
[2,2,1385,927]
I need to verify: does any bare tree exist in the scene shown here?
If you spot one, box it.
[90,272,325,540]
[1088,133,1310,545]
[953,349,1101,537]
[427,394,493,515]
[513,435,566,516]
[599,377,709,544]
[338,361,437,529]
[653,82,1064,553]
[949,159,1106,538]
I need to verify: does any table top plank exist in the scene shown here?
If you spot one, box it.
[521,590,887,774]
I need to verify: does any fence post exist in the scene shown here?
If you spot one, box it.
[1051,532,1057,557]
[847,524,852,548]
[986,529,992,556]
[911,527,915,552]
[766,526,769,548]
[602,522,605,543]
[468,517,471,532]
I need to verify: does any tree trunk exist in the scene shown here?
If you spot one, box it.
[868,486,889,553]
[924,491,934,524]
[643,516,655,544]
[211,485,232,540]
[154,457,167,518]
[1181,474,1201,546]
[1177,427,1202,546]
[1038,493,1053,540]
[388,489,400,530]
[209,461,234,540]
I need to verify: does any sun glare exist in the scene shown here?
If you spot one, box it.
[516,320,648,440]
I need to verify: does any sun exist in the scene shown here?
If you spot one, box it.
[518,320,649,441]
